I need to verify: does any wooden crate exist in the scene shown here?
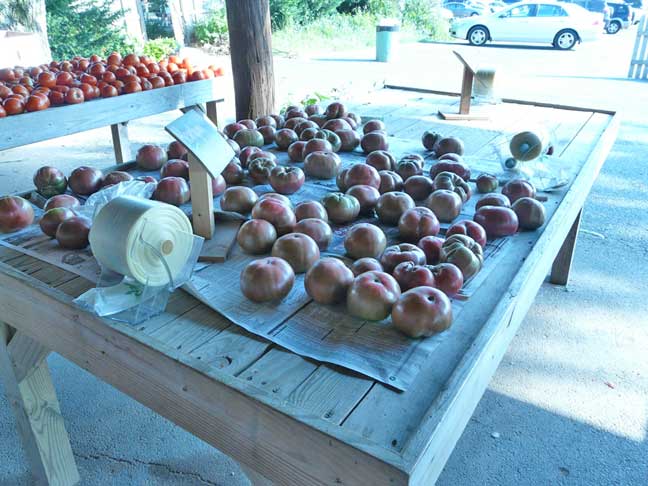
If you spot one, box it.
[0,78,225,163]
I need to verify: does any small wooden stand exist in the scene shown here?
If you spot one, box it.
[166,109,236,260]
[439,51,490,121]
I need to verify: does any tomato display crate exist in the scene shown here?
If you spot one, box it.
[0,78,225,163]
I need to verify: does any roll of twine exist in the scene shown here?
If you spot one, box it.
[473,68,496,99]
[89,196,193,287]
[509,129,550,162]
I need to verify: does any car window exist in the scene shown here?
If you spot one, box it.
[502,4,536,17]
[537,4,567,16]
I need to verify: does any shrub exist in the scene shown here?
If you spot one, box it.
[269,0,342,29]
[193,8,228,45]
[146,19,174,40]
[142,37,177,61]
[46,0,134,59]
[402,0,448,37]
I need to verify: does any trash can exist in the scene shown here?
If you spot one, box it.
[376,22,400,62]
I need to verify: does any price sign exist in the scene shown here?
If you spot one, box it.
[165,108,234,179]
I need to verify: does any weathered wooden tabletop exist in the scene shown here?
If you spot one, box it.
[0,88,619,485]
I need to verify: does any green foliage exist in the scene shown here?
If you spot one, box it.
[142,38,177,61]
[193,8,229,45]
[146,19,173,40]
[269,0,343,29]
[402,0,449,38]
[0,0,37,29]
[46,0,134,59]
[337,0,400,16]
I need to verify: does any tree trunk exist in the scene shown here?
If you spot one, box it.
[169,0,186,47]
[225,0,275,120]
[31,0,51,61]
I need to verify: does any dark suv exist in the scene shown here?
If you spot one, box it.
[605,2,631,34]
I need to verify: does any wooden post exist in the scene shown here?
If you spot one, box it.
[225,0,276,120]
[206,100,219,127]
[110,122,132,164]
[187,153,215,239]
[459,67,474,115]
[550,209,582,285]
[0,323,79,486]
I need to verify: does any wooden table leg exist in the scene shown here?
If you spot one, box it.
[110,122,131,164]
[206,100,220,128]
[550,209,582,286]
[0,322,80,486]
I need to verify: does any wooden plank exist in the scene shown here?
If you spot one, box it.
[110,122,131,164]
[0,322,79,486]
[458,66,473,115]
[0,264,408,485]
[629,16,648,78]
[198,219,241,262]
[238,348,318,397]
[206,100,220,127]
[7,331,51,383]
[404,112,618,484]
[188,153,215,239]
[0,79,225,151]
[550,209,582,285]
[287,366,373,425]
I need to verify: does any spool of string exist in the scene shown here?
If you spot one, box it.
[509,129,550,162]
[89,196,194,287]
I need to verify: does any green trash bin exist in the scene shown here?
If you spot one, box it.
[376,23,400,62]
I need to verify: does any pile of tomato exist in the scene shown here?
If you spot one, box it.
[0,53,224,118]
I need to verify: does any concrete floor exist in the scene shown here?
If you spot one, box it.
[1,28,647,485]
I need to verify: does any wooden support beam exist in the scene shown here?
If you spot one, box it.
[206,100,219,127]
[110,122,131,164]
[188,153,215,239]
[550,209,582,285]
[0,323,79,486]
[225,0,275,120]
[7,332,51,383]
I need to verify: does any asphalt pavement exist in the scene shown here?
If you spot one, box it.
[0,27,646,485]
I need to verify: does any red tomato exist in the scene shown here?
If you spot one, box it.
[12,85,29,97]
[38,71,56,88]
[60,61,73,72]
[0,85,12,99]
[79,83,94,100]
[149,76,164,89]
[147,63,160,74]
[136,65,150,77]
[123,53,139,66]
[78,59,90,71]
[65,87,84,104]
[89,54,101,63]
[115,67,129,80]
[3,97,25,115]
[88,63,105,77]
[48,90,65,106]
[0,68,16,82]
[107,53,121,65]
[101,71,116,83]
[0,105,6,117]
[25,93,50,112]
[123,81,142,94]
[56,71,74,86]
[140,78,152,91]
[171,71,186,84]
[80,73,97,86]
[100,85,118,97]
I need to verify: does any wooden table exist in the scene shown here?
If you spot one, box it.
[0,78,225,164]
[0,88,618,485]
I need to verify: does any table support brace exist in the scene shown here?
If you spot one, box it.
[0,322,79,486]
[550,209,582,285]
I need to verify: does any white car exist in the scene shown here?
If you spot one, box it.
[449,1,603,49]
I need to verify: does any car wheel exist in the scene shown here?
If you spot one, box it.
[471,12,479,16]
[468,26,489,46]
[553,29,578,50]
[606,20,621,34]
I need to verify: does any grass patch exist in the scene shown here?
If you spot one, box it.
[272,12,447,57]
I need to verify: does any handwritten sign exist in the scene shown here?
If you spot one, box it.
[165,108,235,179]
